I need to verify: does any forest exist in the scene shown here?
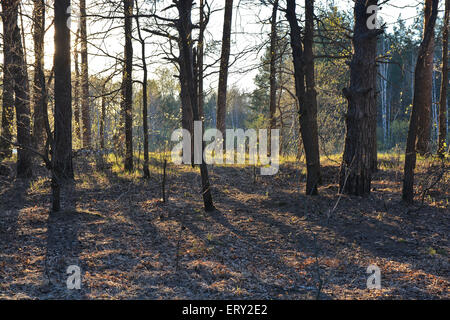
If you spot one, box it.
[0,0,448,300]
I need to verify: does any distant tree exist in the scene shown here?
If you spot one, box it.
[80,0,91,148]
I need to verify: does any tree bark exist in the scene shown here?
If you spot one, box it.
[53,0,74,182]
[80,0,91,148]
[439,0,449,157]
[32,0,47,155]
[403,0,439,203]
[416,0,436,156]
[135,0,150,178]
[122,0,134,172]
[339,0,380,196]
[74,29,82,143]
[176,0,215,212]
[2,0,33,177]
[269,0,279,145]
[286,0,321,195]
[216,0,233,138]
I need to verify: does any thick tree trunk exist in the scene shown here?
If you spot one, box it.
[416,0,436,156]
[32,0,47,154]
[122,0,134,172]
[176,0,215,212]
[403,0,439,203]
[216,0,233,138]
[339,0,380,196]
[286,0,321,195]
[0,4,15,160]
[53,0,74,182]
[439,0,449,157]
[80,0,91,148]
[1,0,33,177]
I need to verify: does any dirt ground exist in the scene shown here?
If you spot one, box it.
[0,155,448,299]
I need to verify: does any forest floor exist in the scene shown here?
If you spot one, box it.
[0,152,448,300]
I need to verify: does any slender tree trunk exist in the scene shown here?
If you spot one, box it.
[269,0,279,147]
[216,0,233,138]
[403,0,439,203]
[416,0,436,156]
[303,0,321,189]
[176,0,215,212]
[122,0,134,172]
[135,0,150,178]
[198,0,206,120]
[100,84,106,150]
[53,0,74,182]
[74,29,82,143]
[80,0,91,148]
[286,0,321,195]
[439,0,449,157]
[339,0,380,196]
[32,0,47,154]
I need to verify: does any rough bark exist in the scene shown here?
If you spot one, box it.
[216,0,233,137]
[176,0,215,212]
[439,0,449,157]
[286,0,321,195]
[53,0,74,182]
[416,0,436,156]
[403,0,439,203]
[122,0,134,172]
[32,0,47,154]
[1,0,33,177]
[339,0,380,196]
[0,2,15,160]
[80,0,91,148]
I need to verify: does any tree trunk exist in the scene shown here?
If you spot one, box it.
[2,0,33,177]
[122,0,134,172]
[416,0,436,156]
[80,0,91,148]
[339,0,380,196]
[286,0,321,195]
[53,0,74,182]
[303,0,321,190]
[176,0,215,212]
[269,0,279,146]
[135,0,150,178]
[439,0,449,157]
[403,0,439,203]
[74,29,82,143]
[0,1,15,159]
[32,0,47,155]
[216,0,233,138]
